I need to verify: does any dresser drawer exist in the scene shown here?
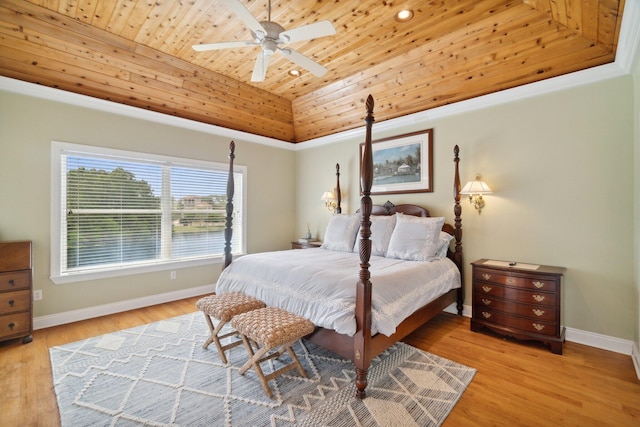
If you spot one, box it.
[0,271,31,292]
[0,311,31,337]
[474,297,557,321]
[474,268,558,292]
[0,290,31,314]
[475,308,558,336]
[473,282,557,306]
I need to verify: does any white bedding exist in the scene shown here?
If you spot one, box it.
[215,248,460,337]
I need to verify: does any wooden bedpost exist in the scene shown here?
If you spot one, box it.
[453,145,464,315]
[223,141,235,270]
[335,163,342,214]
[355,95,375,399]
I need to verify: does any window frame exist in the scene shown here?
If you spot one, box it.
[50,141,247,284]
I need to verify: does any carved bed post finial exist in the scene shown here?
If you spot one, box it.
[355,94,375,399]
[335,163,342,214]
[453,145,464,314]
[223,141,235,270]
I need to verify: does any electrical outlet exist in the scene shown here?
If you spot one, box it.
[33,290,43,301]
[170,271,176,280]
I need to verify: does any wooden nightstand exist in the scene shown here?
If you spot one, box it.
[0,241,33,344]
[470,259,566,354]
[291,240,322,249]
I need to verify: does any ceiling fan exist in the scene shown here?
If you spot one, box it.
[192,0,336,82]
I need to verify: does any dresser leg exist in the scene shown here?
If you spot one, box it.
[548,341,562,355]
[22,335,33,344]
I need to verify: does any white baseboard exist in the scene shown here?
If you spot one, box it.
[33,284,215,330]
[632,343,640,380]
[445,303,635,356]
[564,327,633,355]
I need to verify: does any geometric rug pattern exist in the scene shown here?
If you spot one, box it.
[49,312,475,426]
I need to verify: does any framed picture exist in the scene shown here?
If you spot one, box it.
[360,129,433,195]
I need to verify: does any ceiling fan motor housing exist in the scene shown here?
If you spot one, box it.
[252,21,286,44]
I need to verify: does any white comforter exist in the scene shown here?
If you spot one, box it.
[215,248,460,337]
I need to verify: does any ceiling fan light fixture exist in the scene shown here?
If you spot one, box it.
[395,9,414,22]
[263,39,278,55]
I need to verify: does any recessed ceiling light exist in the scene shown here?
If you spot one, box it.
[288,69,301,77]
[395,9,414,22]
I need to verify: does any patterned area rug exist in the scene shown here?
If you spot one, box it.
[49,312,475,426]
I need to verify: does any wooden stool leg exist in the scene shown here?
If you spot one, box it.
[202,313,245,364]
[286,342,307,378]
[201,313,217,349]
[210,320,230,364]
[238,335,274,398]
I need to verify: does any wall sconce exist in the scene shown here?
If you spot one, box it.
[460,175,493,214]
[321,191,337,212]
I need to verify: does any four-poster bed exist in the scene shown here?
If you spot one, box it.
[218,95,464,399]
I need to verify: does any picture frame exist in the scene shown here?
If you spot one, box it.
[360,129,433,195]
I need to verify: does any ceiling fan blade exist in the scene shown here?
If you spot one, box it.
[278,20,336,44]
[192,41,258,51]
[251,50,273,82]
[279,48,328,77]
[222,0,267,38]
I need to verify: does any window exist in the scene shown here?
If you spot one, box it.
[51,142,246,284]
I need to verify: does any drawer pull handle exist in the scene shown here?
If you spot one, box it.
[532,294,545,302]
[8,300,14,307]
[8,322,15,330]
[482,312,492,319]
[482,285,492,293]
[532,323,545,331]
[482,273,492,280]
[506,277,517,284]
[532,309,545,317]
[481,299,491,305]
[8,279,15,286]
[533,281,545,288]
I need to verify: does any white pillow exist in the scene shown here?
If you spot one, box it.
[321,214,360,252]
[386,214,445,261]
[353,214,397,256]
[435,231,454,258]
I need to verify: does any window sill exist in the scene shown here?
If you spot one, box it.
[49,256,234,284]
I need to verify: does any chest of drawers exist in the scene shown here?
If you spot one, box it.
[0,241,33,344]
[470,259,566,354]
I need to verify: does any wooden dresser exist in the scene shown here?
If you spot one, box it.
[470,259,566,354]
[0,241,33,344]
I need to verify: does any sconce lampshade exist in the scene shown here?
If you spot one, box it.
[321,191,335,201]
[460,177,492,195]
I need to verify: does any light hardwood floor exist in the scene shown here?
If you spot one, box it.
[1,296,638,426]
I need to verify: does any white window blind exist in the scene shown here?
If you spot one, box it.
[51,142,245,283]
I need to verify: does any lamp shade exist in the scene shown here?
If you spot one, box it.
[460,177,492,195]
[321,191,335,201]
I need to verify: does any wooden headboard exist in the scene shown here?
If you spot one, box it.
[370,200,429,217]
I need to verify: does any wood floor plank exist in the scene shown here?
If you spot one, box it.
[0,296,637,426]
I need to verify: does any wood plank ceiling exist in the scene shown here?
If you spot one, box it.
[0,0,625,143]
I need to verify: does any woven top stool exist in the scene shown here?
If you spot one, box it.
[196,292,265,364]
[231,306,315,399]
